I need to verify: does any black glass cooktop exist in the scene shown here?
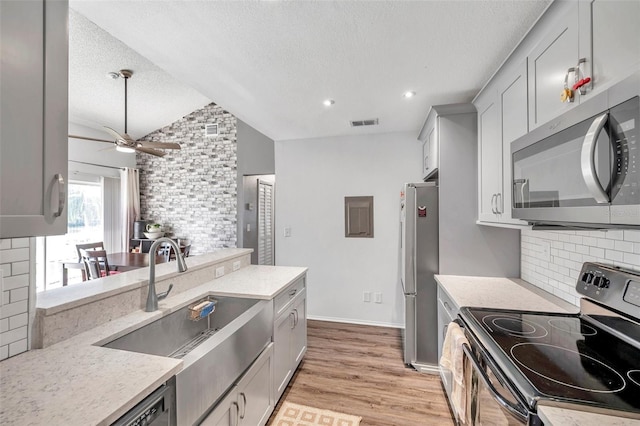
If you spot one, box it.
[462,307,640,414]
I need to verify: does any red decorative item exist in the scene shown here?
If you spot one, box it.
[572,77,592,91]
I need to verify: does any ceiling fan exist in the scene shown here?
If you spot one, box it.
[68,69,181,157]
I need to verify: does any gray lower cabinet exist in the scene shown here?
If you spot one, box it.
[0,0,68,238]
[201,343,274,426]
[273,280,307,402]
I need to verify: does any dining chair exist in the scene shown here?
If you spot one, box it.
[76,242,119,280]
[161,243,191,262]
[79,249,120,280]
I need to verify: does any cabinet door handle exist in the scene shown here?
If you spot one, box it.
[293,308,299,327]
[290,312,296,329]
[444,301,451,311]
[496,192,503,214]
[53,174,65,217]
[239,392,246,419]
[490,194,497,214]
[231,402,239,426]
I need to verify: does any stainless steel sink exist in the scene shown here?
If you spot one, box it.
[102,295,273,425]
[103,296,260,359]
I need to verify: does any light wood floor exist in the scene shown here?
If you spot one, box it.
[267,320,455,426]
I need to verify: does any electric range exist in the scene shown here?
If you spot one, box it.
[457,262,640,424]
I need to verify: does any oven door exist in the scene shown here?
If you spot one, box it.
[462,343,533,425]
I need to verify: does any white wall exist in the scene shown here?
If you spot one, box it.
[522,228,640,306]
[275,132,422,327]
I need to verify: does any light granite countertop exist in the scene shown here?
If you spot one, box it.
[434,275,578,313]
[538,405,640,425]
[0,263,307,426]
[435,274,637,425]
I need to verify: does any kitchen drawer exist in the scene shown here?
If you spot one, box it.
[437,286,459,320]
[274,277,305,318]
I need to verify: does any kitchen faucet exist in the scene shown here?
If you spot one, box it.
[145,237,188,312]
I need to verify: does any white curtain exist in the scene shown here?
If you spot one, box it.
[120,168,140,253]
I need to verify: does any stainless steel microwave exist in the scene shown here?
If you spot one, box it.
[511,71,640,228]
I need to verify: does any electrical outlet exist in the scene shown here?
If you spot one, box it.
[363,291,371,303]
[374,292,382,304]
[540,241,551,262]
[215,266,225,278]
[232,261,241,271]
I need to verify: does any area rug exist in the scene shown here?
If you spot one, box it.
[272,401,362,426]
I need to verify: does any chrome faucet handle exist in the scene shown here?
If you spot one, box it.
[158,284,173,301]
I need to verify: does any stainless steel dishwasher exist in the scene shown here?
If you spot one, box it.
[112,378,176,426]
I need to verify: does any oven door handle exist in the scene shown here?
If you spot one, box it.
[462,343,529,423]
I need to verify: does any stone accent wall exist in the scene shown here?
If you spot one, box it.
[521,229,640,306]
[0,238,32,360]
[137,103,237,254]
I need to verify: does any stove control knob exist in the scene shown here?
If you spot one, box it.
[582,272,594,284]
[598,278,610,289]
[593,276,602,287]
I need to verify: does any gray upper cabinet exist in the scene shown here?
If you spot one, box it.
[497,59,528,225]
[476,91,502,223]
[527,2,580,130]
[420,113,438,180]
[0,0,68,238]
[584,0,640,99]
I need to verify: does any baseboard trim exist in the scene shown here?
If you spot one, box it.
[307,315,403,329]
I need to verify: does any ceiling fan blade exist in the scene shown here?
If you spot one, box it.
[103,126,125,142]
[68,134,114,144]
[138,141,182,150]
[136,146,166,157]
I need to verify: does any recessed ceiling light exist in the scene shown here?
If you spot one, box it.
[403,91,416,99]
[323,99,335,107]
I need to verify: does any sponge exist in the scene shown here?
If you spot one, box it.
[189,299,217,320]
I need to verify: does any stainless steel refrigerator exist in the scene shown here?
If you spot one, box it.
[400,182,439,373]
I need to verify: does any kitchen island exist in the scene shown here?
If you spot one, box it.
[0,250,307,425]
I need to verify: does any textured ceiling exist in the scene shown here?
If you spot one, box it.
[69,0,551,141]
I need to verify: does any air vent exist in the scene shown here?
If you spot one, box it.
[350,118,379,127]
[204,123,218,137]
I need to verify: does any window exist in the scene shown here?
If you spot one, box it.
[36,171,121,292]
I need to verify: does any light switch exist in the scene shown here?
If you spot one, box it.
[284,227,291,237]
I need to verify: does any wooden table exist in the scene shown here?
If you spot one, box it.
[62,252,167,286]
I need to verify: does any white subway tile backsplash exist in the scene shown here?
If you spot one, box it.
[624,230,640,242]
[11,261,29,275]
[0,238,30,359]
[623,252,640,265]
[606,249,624,262]
[605,230,624,240]
[9,287,28,303]
[589,247,605,258]
[0,248,29,264]
[521,229,640,307]
[0,325,27,346]
[11,238,29,248]
[596,238,615,250]
[615,240,634,252]
[8,339,27,357]
[9,313,28,330]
